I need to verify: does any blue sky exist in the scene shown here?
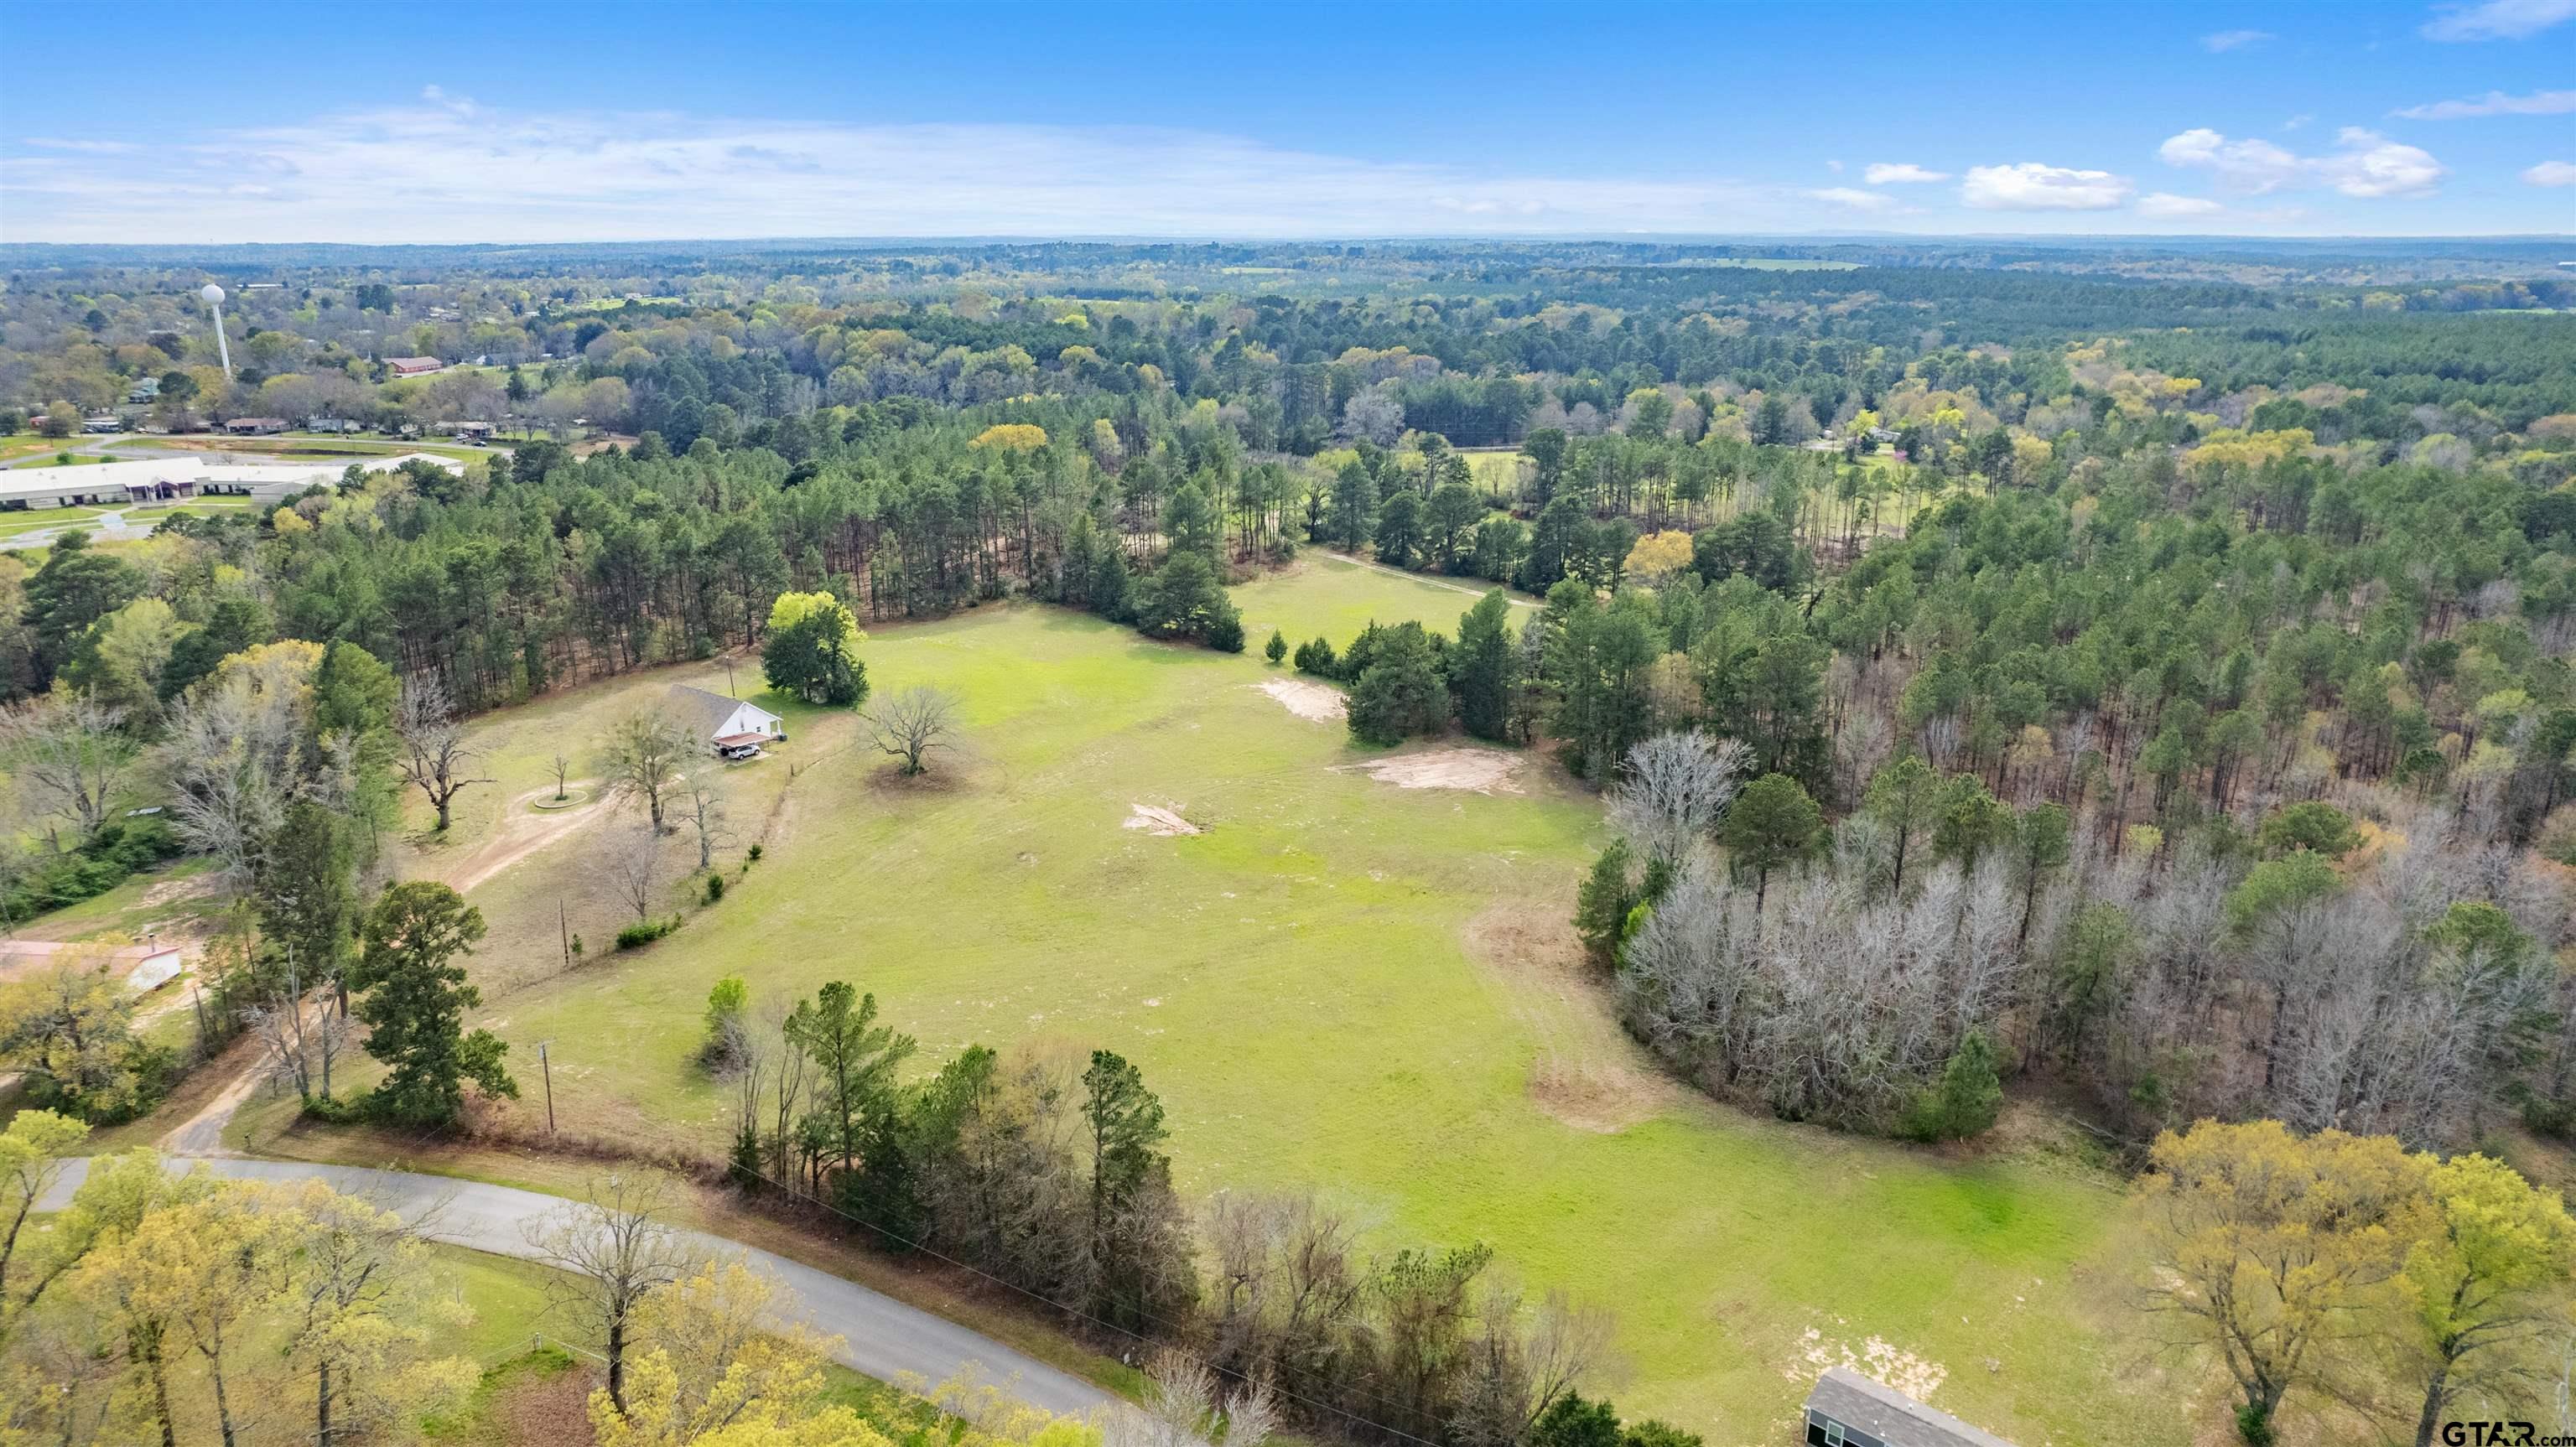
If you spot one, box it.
[2,0,2569,242]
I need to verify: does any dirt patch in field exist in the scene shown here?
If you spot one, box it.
[1467,902,1675,1133]
[1254,678,1347,723]
[1340,748,1522,793]
[437,784,607,895]
[1784,1326,1949,1402]
[1527,1058,1665,1133]
[139,874,217,908]
[1124,803,1202,836]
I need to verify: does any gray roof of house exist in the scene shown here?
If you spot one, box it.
[1805,1368,2016,1447]
[666,683,766,738]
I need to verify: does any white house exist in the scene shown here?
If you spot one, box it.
[666,684,785,758]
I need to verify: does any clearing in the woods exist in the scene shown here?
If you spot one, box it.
[225,557,2165,1446]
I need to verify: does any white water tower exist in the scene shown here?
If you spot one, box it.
[200,283,232,380]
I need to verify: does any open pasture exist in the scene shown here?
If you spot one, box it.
[269,558,2163,1446]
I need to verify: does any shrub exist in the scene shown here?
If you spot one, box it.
[2521,1090,2575,1138]
[0,817,185,921]
[704,872,725,904]
[746,843,763,864]
[615,915,683,951]
[702,974,748,1068]
[1264,629,1287,665]
[1205,608,1245,653]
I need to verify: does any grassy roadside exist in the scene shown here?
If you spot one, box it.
[219,1105,1145,1404]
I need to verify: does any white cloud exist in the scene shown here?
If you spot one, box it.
[2137,192,2227,218]
[1862,162,1949,184]
[2158,126,2447,198]
[2393,88,2576,118]
[2319,127,2449,195]
[2200,29,2273,50]
[1958,163,2135,210]
[2421,0,2576,39]
[0,99,1831,243]
[1807,187,1898,213]
[2525,160,2576,185]
[2283,114,2315,130]
[20,137,138,153]
[2158,128,2306,193]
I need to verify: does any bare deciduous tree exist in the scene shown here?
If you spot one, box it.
[676,773,733,872]
[605,822,663,922]
[522,1175,704,1418]
[392,673,489,832]
[0,692,132,849]
[599,708,694,832]
[863,686,960,776]
[159,669,307,888]
[548,749,574,802]
[1607,729,1750,870]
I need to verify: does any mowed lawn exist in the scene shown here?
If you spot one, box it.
[295,559,2160,1447]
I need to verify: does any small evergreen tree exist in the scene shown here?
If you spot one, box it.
[1264,629,1287,665]
[348,882,517,1127]
[1903,1029,2003,1141]
[1574,838,1638,971]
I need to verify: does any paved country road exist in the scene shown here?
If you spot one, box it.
[39,1156,1112,1418]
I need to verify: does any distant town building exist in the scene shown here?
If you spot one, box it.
[224,416,288,435]
[0,452,463,512]
[81,413,122,433]
[1803,1369,2014,1447]
[385,355,444,376]
[127,376,162,403]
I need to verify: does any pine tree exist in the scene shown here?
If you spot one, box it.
[1452,589,1517,741]
[1903,1030,2002,1141]
[1574,839,1638,971]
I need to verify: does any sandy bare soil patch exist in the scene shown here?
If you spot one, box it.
[1254,678,1348,722]
[140,874,217,908]
[1785,1326,1950,1402]
[1342,747,1523,793]
[1123,803,1203,836]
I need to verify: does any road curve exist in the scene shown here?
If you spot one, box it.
[39,1156,1111,1417]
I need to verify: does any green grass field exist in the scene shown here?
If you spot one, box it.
[238,558,2162,1445]
[0,434,70,461]
[0,498,253,542]
[103,433,498,465]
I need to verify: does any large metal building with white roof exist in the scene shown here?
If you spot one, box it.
[0,451,465,511]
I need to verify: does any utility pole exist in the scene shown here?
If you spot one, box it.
[538,1040,556,1134]
[558,897,570,970]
